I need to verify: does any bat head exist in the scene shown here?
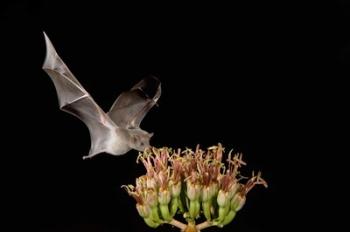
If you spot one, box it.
[128,129,153,152]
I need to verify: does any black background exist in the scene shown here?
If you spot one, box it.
[1,1,347,231]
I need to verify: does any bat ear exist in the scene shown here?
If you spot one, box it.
[149,132,154,137]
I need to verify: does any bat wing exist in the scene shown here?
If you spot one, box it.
[42,32,116,157]
[107,76,161,129]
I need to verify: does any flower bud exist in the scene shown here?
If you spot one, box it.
[145,189,158,208]
[209,182,219,198]
[171,181,181,197]
[217,189,230,207]
[202,200,212,221]
[227,182,239,199]
[216,205,230,223]
[231,194,246,212]
[194,184,202,200]
[186,181,197,201]
[189,200,200,219]
[158,189,171,205]
[202,186,211,202]
[170,197,179,216]
[220,210,237,227]
[136,203,150,218]
[144,217,160,228]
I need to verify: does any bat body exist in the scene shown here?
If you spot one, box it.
[42,32,161,159]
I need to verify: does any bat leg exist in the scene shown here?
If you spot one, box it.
[82,153,100,160]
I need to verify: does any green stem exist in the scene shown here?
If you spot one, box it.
[196,221,214,231]
[167,219,187,230]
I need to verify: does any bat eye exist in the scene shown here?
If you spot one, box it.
[140,142,145,146]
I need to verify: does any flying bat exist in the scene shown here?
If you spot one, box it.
[42,32,161,159]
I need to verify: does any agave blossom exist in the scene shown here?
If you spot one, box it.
[122,144,267,232]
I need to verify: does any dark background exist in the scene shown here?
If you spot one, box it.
[1,1,347,231]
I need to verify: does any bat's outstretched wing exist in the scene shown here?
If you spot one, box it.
[42,32,116,157]
[107,76,161,129]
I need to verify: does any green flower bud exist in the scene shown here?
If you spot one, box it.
[160,204,172,221]
[217,190,230,207]
[227,182,239,199]
[209,182,219,198]
[202,200,212,221]
[231,194,246,212]
[216,205,230,224]
[170,197,179,216]
[186,182,197,201]
[136,203,150,218]
[171,181,182,197]
[150,206,161,223]
[187,182,202,201]
[216,210,237,227]
[158,189,171,205]
[202,186,211,202]
[195,184,202,200]
[144,217,160,228]
[146,189,158,208]
[189,200,200,219]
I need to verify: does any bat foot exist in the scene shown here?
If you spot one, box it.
[82,152,100,160]
[82,155,91,160]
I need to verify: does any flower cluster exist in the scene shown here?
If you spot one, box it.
[122,144,267,231]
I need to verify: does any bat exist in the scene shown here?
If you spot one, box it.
[42,32,161,159]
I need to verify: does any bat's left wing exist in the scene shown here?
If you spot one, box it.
[42,32,118,158]
[107,76,161,129]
